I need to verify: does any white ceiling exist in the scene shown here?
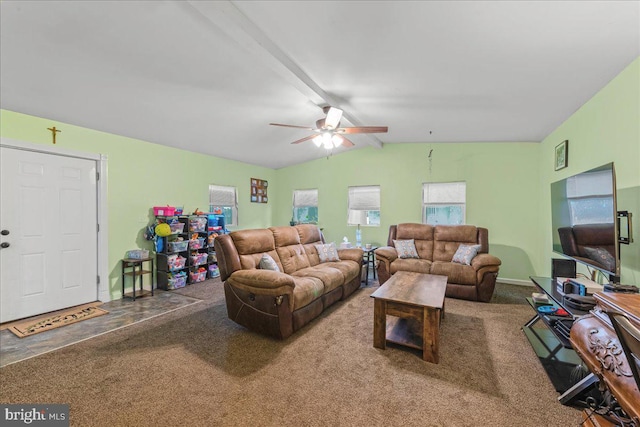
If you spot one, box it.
[1,1,638,169]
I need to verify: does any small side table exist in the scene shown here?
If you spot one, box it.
[362,246,378,285]
[122,257,154,300]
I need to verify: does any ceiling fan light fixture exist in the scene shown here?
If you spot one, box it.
[322,132,333,149]
[331,134,344,147]
[312,135,323,147]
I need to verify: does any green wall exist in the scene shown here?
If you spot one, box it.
[2,57,638,294]
[274,142,541,281]
[537,57,640,284]
[0,110,277,298]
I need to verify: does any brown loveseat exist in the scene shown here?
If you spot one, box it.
[374,224,501,302]
[557,224,616,272]
[214,224,363,339]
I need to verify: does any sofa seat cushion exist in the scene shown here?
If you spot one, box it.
[390,258,431,275]
[322,260,360,283]
[292,266,344,294]
[430,261,476,286]
[291,276,324,310]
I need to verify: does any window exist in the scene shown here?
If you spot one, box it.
[209,184,237,226]
[292,189,318,224]
[423,182,466,225]
[348,185,380,226]
[566,170,614,225]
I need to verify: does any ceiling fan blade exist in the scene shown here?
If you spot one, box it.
[340,136,355,147]
[270,123,314,130]
[324,107,343,129]
[337,126,388,134]
[291,135,316,145]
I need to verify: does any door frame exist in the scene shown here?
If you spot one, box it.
[0,137,111,303]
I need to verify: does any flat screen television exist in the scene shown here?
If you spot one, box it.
[551,163,619,279]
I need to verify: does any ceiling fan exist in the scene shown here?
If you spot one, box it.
[270,106,388,149]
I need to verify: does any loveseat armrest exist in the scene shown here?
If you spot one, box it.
[228,269,295,290]
[374,246,398,262]
[374,246,398,285]
[337,248,364,263]
[471,253,502,270]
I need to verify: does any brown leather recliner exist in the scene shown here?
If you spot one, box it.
[374,224,501,302]
[214,224,363,339]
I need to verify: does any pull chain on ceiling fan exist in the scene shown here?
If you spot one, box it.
[270,106,388,149]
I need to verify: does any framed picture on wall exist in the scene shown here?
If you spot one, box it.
[555,140,568,171]
[250,178,269,203]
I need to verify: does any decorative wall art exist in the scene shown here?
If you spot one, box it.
[555,140,568,171]
[251,178,268,203]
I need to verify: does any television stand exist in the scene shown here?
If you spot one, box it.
[522,277,596,404]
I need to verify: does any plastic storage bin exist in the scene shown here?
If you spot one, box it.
[190,253,208,266]
[189,217,207,232]
[189,238,205,250]
[190,270,207,283]
[127,249,150,259]
[208,264,220,278]
[167,275,187,290]
[168,241,189,252]
[154,206,176,216]
[169,222,185,234]
[167,255,186,270]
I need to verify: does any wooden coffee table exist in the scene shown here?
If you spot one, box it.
[370,272,447,363]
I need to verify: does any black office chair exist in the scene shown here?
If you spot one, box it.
[606,311,640,390]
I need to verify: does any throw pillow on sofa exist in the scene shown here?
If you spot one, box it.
[452,244,481,265]
[315,242,340,262]
[259,254,280,272]
[393,239,419,259]
[584,247,616,272]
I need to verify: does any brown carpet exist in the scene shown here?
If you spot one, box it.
[0,279,581,426]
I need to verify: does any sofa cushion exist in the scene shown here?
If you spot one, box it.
[393,239,420,259]
[452,244,481,265]
[315,242,340,262]
[259,254,280,271]
[291,276,324,310]
[293,266,344,294]
[296,224,324,244]
[396,223,434,259]
[239,249,283,271]
[231,228,276,255]
[430,261,477,285]
[276,244,311,274]
[433,225,478,262]
[322,260,361,283]
[390,258,432,275]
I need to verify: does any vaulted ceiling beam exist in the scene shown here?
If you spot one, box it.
[183,0,383,149]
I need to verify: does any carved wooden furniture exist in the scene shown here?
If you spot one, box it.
[370,272,447,363]
[570,292,640,425]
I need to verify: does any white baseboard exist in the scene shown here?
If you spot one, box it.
[496,277,533,287]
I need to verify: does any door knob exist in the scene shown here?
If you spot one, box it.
[0,230,8,236]
[0,242,9,248]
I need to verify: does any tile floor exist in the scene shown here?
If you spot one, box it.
[0,290,202,368]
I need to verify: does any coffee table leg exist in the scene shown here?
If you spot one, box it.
[423,307,440,363]
[373,299,386,350]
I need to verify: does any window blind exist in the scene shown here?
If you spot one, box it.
[348,186,380,210]
[423,182,466,204]
[566,171,612,198]
[209,185,237,207]
[293,189,318,207]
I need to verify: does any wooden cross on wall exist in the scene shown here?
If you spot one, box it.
[47,126,61,144]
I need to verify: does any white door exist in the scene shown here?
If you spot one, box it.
[0,147,98,323]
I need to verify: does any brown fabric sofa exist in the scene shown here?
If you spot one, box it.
[374,224,501,302]
[214,224,363,339]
